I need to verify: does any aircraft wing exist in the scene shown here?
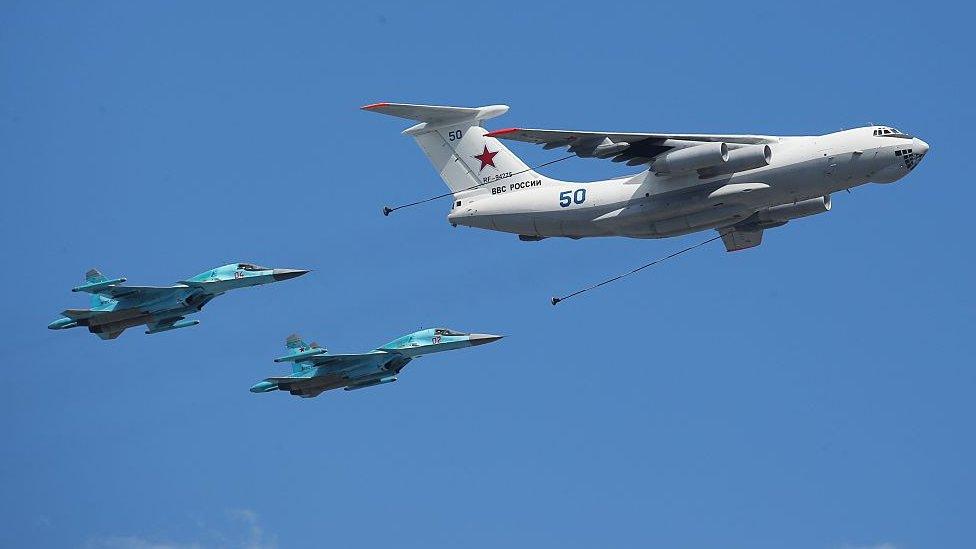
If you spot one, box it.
[91,285,188,300]
[719,227,764,252]
[485,127,776,166]
[58,310,133,338]
[305,352,395,369]
[62,308,142,324]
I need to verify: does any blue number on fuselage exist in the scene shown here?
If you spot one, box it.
[559,189,587,208]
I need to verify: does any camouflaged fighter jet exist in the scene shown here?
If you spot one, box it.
[48,263,309,339]
[251,329,503,398]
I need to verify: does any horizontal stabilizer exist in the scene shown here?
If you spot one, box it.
[274,347,329,362]
[361,102,509,125]
[61,308,144,328]
[277,333,328,362]
[72,277,126,293]
[61,308,110,321]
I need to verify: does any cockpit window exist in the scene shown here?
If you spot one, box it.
[434,328,466,336]
[237,263,269,271]
[873,126,911,138]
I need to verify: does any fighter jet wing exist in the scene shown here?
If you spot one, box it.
[305,352,396,369]
[62,308,142,324]
[719,227,764,252]
[92,285,188,300]
[485,127,776,165]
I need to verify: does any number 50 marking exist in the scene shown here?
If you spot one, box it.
[559,188,587,207]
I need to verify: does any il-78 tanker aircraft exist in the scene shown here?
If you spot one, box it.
[364,103,928,251]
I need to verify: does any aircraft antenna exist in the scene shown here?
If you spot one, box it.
[551,233,724,306]
[382,154,577,216]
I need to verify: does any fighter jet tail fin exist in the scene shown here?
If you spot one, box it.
[284,333,324,374]
[83,268,115,308]
[362,102,562,195]
[86,268,106,284]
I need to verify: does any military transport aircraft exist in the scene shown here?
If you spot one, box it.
[250,328,502,398]
[48,263,309,339]
[364,102,928,251]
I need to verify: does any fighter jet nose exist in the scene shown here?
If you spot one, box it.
[469,333,503,346]
[272,268,310,282]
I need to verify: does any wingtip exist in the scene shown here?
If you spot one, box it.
[361,102,390,110]
[485,127,520,138]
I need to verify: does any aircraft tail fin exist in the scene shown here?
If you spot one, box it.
[84,268,115,308]
[285,333,309,351]
[284,333,322,374]
[362,102,555,195]
[86,268,107,284]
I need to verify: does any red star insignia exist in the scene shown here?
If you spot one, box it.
[473,145,499,171]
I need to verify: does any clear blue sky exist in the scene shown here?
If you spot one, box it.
[1,2,972,548]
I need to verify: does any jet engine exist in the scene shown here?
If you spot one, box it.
[699,145,772,177]
[652,142,728,174]
[758,195,831,223]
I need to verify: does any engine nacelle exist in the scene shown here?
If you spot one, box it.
[758,195,831,223]
[652,142,728,174]
[700,145,772,177]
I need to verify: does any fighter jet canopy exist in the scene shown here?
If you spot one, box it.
[434,328,467,336]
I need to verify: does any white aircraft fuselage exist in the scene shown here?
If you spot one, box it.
[448,127,928,239]
[364,103,928,247]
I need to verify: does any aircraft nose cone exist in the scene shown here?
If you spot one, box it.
[272,268,310,281]
[914,137,929,156]
[469,333,503,346]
